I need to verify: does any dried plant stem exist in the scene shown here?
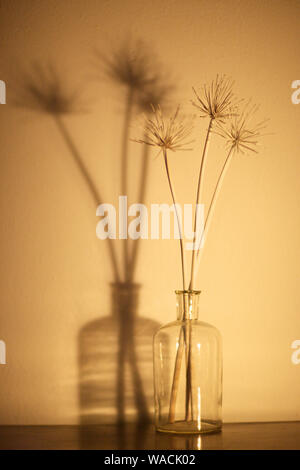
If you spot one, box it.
[121,87,134,282]
[189,118,213,291]
[163,148,190,423]
[134,105,197,424]
[194,146,234,280]
[128,138,150,282]
[184,320,193,421]
[168,326,186,422]
[169,315,193,423]
[54,115,121,282]
[163,149,199,424]
[183,119,214,420]
[163,149,186,291]
[185,117,213,421]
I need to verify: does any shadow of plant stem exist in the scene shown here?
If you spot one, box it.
[99,39,173,284]
[11,63,122,284]
[128,81,174,282]
[14,55,173,423]
[93,40,175,420]
[99,40,155,283]
[128,138,150,282]
[53,116,151,422]
[54,115,121,282]
[121,87,134,282]
[116,88,151,420]
[91,41,174,421]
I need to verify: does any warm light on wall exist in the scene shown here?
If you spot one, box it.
[0,0,299,426]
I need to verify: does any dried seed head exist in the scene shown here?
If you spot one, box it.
[215,102,268,154]
[192,75,236,122]
[134,105,194,152]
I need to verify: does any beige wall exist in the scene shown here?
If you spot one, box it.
[0,0,300,424]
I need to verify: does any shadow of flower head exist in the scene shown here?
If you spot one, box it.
[13,63,83,115]
[97,39,175,115]
[98,39,158,92]
[136,79,174,114]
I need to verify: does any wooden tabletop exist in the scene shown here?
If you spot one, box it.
[0,422,299,450]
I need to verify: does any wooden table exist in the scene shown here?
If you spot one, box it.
[0,422,299,450]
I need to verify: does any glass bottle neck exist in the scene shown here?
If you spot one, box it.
[176,290,201,320]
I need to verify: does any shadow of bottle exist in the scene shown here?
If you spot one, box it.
[78,282,160,438]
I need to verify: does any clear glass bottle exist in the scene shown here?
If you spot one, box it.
[153,290,222,434]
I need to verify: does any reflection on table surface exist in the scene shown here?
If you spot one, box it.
[0,422,300,450]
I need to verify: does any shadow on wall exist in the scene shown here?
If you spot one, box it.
[78,40,172,427]
[12,39,174,426]
[78,282,160,426]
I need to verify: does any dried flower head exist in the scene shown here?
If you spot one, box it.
[99,40,157,91]
[192,75,235,122]
[13,64,82,115]
[215,102,268,154]
[134,105,194,152]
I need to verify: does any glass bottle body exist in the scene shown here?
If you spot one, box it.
[153,291,222,434]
